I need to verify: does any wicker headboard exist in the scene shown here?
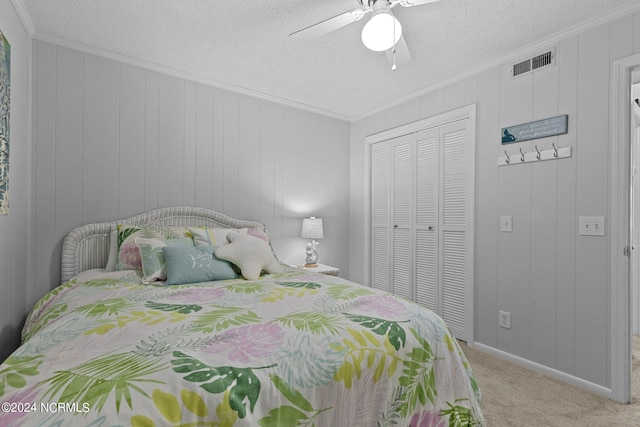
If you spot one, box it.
[60,206,269,283]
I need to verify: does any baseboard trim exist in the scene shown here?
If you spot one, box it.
[473,342,613,400]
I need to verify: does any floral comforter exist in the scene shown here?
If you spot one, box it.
[0,268,484,426]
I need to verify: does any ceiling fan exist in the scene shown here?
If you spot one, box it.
[289,0,442,69]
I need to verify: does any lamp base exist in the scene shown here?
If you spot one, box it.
[304,240,319,268]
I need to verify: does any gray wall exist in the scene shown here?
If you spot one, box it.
[31,40,350,304]
[349,12,640,389]
[0,2,32,361]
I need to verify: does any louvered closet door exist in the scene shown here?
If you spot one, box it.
[371,143,392,293]
[370,110,473,342]
[415,129,439,312]
[439,121,469,341]
[391,136,414,300]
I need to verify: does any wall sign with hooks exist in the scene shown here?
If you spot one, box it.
[497,143,572,166]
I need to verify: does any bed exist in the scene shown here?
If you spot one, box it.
[0,207,484,426]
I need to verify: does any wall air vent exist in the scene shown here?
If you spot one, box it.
[510,47,556,78]
[513,59,531,77]
[532,51,553,70]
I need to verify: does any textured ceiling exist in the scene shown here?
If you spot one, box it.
[19,0,640,120]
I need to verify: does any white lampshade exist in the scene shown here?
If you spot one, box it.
[301,217,324,239]
[361,9,402,52]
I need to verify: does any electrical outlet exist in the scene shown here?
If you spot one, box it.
[499,311,511,329]
[501,216,513,232]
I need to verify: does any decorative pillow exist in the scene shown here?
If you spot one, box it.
[239,227,270,244]
[136,237,194,283]
[115,224,193,271]
[104,225,119,272]
[214,230,282,281]
[188,226,270,248]
[163,245,238,285]
[188,227,234,247]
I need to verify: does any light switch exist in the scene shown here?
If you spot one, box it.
[579,216,605,236]
[501,216,513,232]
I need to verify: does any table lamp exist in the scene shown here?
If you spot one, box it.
[301,217,323,267]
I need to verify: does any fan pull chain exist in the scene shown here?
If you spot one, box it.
[392,47,397,71]
[391,11,397,71]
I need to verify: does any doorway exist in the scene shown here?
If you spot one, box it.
[611,54,640,404]
[630,76,640,403]
[633,79,640,339]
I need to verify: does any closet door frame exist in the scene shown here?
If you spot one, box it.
[365,104,476,345]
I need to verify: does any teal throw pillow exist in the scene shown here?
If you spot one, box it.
[136,237,194,283]
[163,245,239,285]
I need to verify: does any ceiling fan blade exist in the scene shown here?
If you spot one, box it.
[289,8,368,42]
[396,0,442,7]
[386,36,412,68]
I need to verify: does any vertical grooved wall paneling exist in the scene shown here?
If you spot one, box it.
[474,67,500,348]
[0,2,32,361]
[496,60,533,360]
[529,40,559,369]
[158,74,185,208]
[55,47,83,258]
[573,23,610,387]
[212,88,225,210]
[119,64,146,219]
[222,91,239,217]
[349,12,640,390]
[83,54,120,223]
[34,42,57,297]
[144,71,160,211]
[259,101,276,242]
[194,84,214,208]
[32,41,350,299]
[238,94,260,222]
[183,81,197,208]
[555,34,579,377]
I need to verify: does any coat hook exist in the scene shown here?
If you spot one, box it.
[552,142,559,158]
[505,150,510,164]
[535,145,541,160]
[520,147,525,162]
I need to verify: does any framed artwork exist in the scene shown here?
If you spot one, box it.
[0,30,9,215]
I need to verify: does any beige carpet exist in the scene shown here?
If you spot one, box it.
[460,337,640,426]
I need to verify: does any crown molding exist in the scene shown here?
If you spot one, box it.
[351,1,640,121]
[18,1,640,122]
[32,32,351,123]
[10,0,35,36]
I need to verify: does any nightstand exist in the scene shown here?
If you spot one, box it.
[295,263,339,276]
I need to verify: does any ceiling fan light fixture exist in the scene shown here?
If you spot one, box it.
[361,9,402,52]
